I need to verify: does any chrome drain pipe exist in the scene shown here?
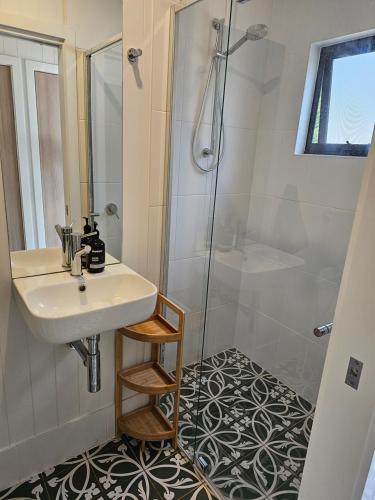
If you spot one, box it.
[69,335,101,393]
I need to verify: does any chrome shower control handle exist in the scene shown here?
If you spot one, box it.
[105,203,120,219]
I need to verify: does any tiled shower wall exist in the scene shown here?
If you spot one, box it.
[166,0,369,405]
[234,0,369,403]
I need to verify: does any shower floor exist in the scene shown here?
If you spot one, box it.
[161,347,314,499]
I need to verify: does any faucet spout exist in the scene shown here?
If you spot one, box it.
[71,245,91,276]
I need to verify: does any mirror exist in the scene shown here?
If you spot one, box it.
[88,39,123,261]
[0,22,123,278]
[0,35,66,275]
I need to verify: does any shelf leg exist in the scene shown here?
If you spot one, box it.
[115,331,123,436]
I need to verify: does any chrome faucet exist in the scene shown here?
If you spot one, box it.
[71,244,91,277]
[55,225,96,272]
[55,224,73,268]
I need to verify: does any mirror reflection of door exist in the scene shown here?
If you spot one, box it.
[34,69,65,247]
[0,35,65,251]
[0,64,24,250]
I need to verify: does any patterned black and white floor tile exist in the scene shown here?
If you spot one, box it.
[160,347,315,500]
[0,347,313,500]
[0,438,218,499]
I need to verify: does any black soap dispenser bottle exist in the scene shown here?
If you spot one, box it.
[87,222,105,273]
[81,217,92,269]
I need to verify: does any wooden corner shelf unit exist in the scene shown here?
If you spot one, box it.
[115,293,185,447]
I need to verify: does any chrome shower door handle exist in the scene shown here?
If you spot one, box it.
[314,323,333,338]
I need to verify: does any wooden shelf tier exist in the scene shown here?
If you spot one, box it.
[118,361,177,395]
[118,315,182,343]
[117,405,175,441]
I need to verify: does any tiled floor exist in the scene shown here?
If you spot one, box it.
[160,347,315,499]
[0,347,313,500]
[0,438,217,499]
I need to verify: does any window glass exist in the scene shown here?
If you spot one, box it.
[305,36,375,157]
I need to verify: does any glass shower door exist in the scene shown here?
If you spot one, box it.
[161,0,234,464]
[191,0,364,498]
[164,0,365,498]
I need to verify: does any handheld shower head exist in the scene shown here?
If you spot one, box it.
[246,24,268,41]
[216,23,268,58]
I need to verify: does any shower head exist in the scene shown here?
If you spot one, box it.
[216,23,268,59]
[245,24,268,41]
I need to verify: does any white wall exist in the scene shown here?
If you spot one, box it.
[0,0,122,489]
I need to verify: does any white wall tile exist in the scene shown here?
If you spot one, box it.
[147,206,164,285]
[0,446,19,490]
[168,256,208,313]
[54,346,80,425]
[164,311,204,370]
[174,194,210,259]
[26,337,58,435]
[204,302,238,357]
[217,127,256,195]
[149,111,167,206]
[178,121,213,196]
[93,181,122,241]
[98,334,115,409]
[3,300,34,444]
[152,0,171,111]
[303,156,365,211]
[92,122,122,183]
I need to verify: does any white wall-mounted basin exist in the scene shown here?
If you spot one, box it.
[11,247,119,278]
[13,263,157,344]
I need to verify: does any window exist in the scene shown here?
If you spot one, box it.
[305,36,375,157]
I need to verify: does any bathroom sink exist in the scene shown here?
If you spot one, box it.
[13,263,158,344]
[11,247,120,278]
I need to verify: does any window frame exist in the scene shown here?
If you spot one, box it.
[305,35,375,157]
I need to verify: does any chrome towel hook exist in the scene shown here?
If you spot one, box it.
[127,48,143,64]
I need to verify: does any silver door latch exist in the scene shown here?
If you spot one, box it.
[128,48,142,64]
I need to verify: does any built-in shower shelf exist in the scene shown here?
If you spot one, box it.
[118,405,175,441]
[115,293,185,447]
[118,361,177,395]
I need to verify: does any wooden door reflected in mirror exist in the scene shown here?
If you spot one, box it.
[0,35,65,252]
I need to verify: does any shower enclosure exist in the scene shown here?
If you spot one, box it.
[162,0,367,497]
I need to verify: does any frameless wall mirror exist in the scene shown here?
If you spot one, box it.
[0,26,123,279]
[0,34,67,276]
